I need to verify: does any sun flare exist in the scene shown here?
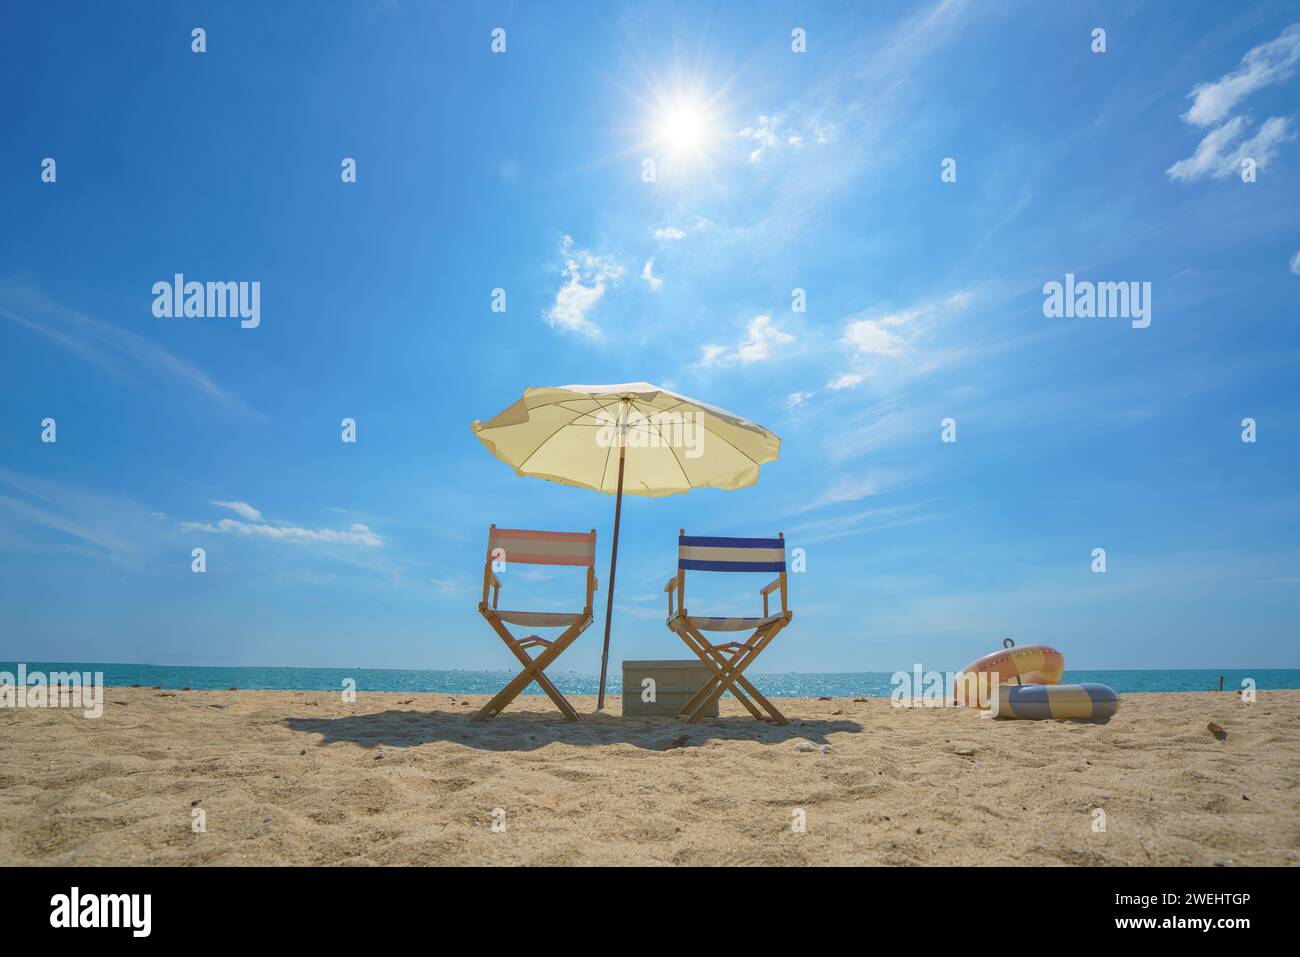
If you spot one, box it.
[620,72,735,182]
[659,101,708,155]
[648,89,725,166]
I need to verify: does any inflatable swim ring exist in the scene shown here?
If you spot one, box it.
[991,682,1120,720]
[956,643,1065,707]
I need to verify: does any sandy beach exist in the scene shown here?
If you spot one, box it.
[2,688,1297,866]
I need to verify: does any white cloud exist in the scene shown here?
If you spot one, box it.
[786,503,934,545]
[641,257,662,291]
[1167,115,1294,181]
[785,391,815,409]
[1182,23,1300,127]
[543,235,623,337]
[699,314,794,366]
[1168,115,1249,179]
[699,344,727,365]
[1290,250,1300,275]
[653,226,686,241]
[736,316,794,361]
[840,291,973,357]
[828,407,924,461]
[212,500,262,521]
[737,115,838,163]
[842,319,905,355]
[800,469,914,512]
[738,115,782,162]
[1169,24,1300,182]
[827,372,865,390]
[826,291,976,391]
[181,511,382,547]
[879,310,923,327]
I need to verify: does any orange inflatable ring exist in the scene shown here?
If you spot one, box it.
[956,644,1065,708]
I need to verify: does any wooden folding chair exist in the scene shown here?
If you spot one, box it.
[473,525,597,722]
[664,530,792,724]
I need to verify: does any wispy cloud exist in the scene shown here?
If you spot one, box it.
[736,114,834,163]
[798,469,916,512]
[699,314,794,366]
[181,503,382,547]
[1181,23,1300,127]
[829,291,974,387]
[1167,114,1294,181]
[213,500,262,521]
[1168,23,1300,182]
[0,286,260,417]
[0,469,154,559]
[843,319,905,356]
[738,114,783,162]
[652,226,685,242]
[635,0,970,283]
[1291,250,1300,275]
[543,235,623,337]
[786,502,937,545]
[827,405,926,463]
[430,577,468,595]
[641,257,663,291]
[827,372,866,390]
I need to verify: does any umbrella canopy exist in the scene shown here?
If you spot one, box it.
[471,382,781,708]
[471,382,779,496]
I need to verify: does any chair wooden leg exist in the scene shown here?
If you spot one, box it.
[670,620,767,721]
[680,644,756,722]
[686,622,788,725]
[686,640,786,723]
[734,675,787,725]
[681,639,755,719]
[704,649,779,721]
[474,649,580,721]
[687,620,788,723]
[474,611,588,721]
[506,618,587,720]
[690,625,772,720]
[482,611,583,720]
[475,613,571,720]
[673,626,744,713]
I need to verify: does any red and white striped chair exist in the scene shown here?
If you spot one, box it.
[474,525,597,721]
[665,530,792,724]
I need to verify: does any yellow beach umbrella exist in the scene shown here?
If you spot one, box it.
[471,382,781,708]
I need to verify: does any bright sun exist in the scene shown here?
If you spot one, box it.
[659,102,708,154]
[627,76,730,178]
[652,93,720,163]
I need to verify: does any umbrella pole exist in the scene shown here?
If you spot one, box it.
[596,442,626,711]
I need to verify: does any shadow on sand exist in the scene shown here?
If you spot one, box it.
[284,708,863,752]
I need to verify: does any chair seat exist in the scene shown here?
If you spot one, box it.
[492,609,586,628]
[683,613,785,632]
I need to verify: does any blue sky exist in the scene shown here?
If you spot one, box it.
[1,0,1298,674]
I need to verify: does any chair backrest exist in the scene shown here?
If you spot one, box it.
[488,526,596,567]
[678,534,785,573]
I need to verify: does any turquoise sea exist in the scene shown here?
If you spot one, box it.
[3,662,1298,697]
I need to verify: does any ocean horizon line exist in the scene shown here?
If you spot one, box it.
[5,661,1298,698]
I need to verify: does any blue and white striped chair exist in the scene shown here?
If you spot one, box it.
[665,530,792,724]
